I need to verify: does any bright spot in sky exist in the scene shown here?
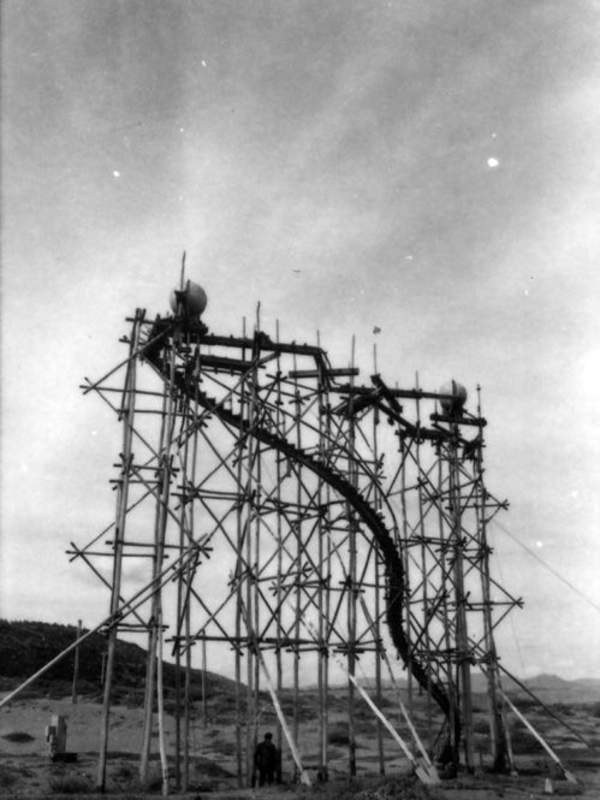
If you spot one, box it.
[179,127,185,133]
[201,59,207,67]
[487,157,500,168]
[491,132,497,139]
[112,170,121,178]
[536,541,543,548]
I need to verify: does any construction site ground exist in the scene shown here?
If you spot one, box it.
[1,694,599,799]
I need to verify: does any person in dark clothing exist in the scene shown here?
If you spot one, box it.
[254,732,278,786]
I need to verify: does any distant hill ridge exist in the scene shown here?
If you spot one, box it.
[0,619,236,704]
[1,620,598,706]
[314,673,600,704]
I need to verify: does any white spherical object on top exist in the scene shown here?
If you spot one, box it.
[439,379,467,415]
[169,280,208,317]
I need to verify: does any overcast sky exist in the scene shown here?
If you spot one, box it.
[2,0,600,680]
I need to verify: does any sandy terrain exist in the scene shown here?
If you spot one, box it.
[1,694,599,799]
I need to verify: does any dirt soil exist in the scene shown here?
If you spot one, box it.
[1,695,599,799]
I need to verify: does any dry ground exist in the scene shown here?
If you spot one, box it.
[1,693,599,799]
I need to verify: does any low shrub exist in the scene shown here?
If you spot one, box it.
[2,731,35,742]
[509,727,540,755]
[49,775,93,794]
[193,755,235,777]
[472,719,490,734]
[210,737,237,755]
[376,694,395,708]
[512,696,538,711]
[354,719,376,736]
[328,725,349,746]
[306,775,443,800]
[551,702,575,716]
[114,763,135,780]
[0,766,19,789]
[358,776,443,800]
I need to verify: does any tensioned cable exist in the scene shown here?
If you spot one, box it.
[492,520,600,615]
[493,547,526,674]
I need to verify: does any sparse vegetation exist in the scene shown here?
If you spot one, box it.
[114,762,135,780]
[303,776,444,800]
[513,696,539,711]
[210,735,237,755]
[49,774,93,794]
[328,724,350,745]
[473,718,490,734]
[2,730,35,742]
[0,764,19,789]
[509,727,541,755]
[193,755,235,777]
[552,702,575,716]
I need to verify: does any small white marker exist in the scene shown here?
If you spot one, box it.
[487,157,499,168]
[113,170,121,178]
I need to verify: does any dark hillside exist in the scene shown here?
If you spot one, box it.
[0,619,237,705]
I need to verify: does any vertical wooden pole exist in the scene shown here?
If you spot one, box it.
[319,331,332,781]
[184,605,192,790]
[100,652,107,689]
[175,393,186,794]
[174,636,182,789]
[71,619,82,705]
[414,386,433,752]
[174,375,191,791]
[317,336,327,780]
[346,335,357,778]
[184,376,200,791]
[437,454,458,762]
[252,306,262,767]
[156,608,169,796]
[140,331,176,786]
[201,634,207,728]
[292,353,302,775]
[399,422,413,719]
[372,346,384,776]
[241,316,256,787]
[96,311,140,791]
[234,319,246,787]
[475,387,507,772]
[449,419,475,771]
[139,448,164,781]
[275,321,284,765]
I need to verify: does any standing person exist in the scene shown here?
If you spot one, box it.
[254,732,278,786]
[275,741,282,784]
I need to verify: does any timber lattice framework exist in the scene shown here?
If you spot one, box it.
[74,290,521,791]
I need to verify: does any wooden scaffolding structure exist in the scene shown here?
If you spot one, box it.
[73,300,520,792]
